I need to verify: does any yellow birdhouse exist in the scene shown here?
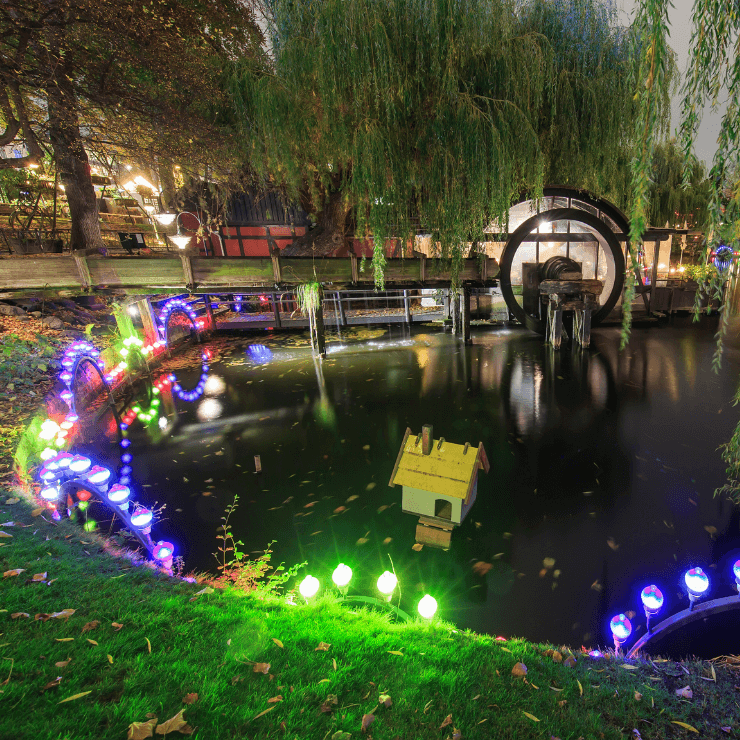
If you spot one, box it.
[388,425,489,549]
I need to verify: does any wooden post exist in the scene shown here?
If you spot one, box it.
[271,250,282,284]
[548,296,563,350]
[135,298,158,347]
[650,240,660,313]
[350,253,359,284]
[180,254,194,289]
[271,292,282,328]
[315,295,326,358]
[451,290,460,333]
[337,291,347,326]
[462,287,471,344]
[254,455,262,473]
[578,295,593,348]
[73,253,92,290]
[443,289,451,321]
[203,293,214,331]
[419,253,426,283]
[403,289,412,324]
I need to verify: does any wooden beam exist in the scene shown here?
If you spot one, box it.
[539,279,603,296]
[388,427,411,487]
[73,253,91,290]
[180,254,194,289]
[271,251,282,283]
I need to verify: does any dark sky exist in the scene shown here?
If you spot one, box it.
[617,0,724,169]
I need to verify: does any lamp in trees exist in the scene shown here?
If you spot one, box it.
[161,212,207,254]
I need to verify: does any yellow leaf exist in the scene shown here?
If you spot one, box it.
[500,647,513,653]
[58,691,92,703]
[31,508,44,517]
[522,711,540,722]
[107,654,114,664]
[155,709,191,735]
[333,658,337,671]
[146,637,151,653]
[671,721,699,733]
[387,651,403,656]
[319,678,330,683]
[577,680,583,696]
[127,718,157,740]
[55,638,74,642]
[252,707,275,720]
[620,664,638,670]
[272,638,284,649]
[87,639,98,646]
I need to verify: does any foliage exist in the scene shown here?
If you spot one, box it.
[296,281,322,316]
[621,0,676,350]
[647,139,711,229]
[212,494,306,595]
[233,0,642,288]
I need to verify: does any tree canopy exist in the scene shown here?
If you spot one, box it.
[232,0,657,287]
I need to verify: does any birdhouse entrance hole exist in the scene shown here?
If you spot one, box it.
[434,499,452,520]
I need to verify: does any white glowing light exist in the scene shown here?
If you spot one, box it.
[40,486,60,501]
[377,571,398,595]
[154,213,177,226]
[170,234,192,250]
[418,595,437,618]
[640,585,664,613]
[332,564,353,588]
[197,398,223,422]
[299,575,320,598]
[204,375,226,396]
[684,567,709,596]
[610,614,632,641]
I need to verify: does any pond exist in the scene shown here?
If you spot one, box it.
[75,316,740,659]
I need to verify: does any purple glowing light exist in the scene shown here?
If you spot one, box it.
[107,484,131,509]
[153,541,175,560]
[734,560,740,582]
[40,485,60,501]
[87,466,111,486]
[131,507,153,528]
[56,453,74,469]
[69,455,92,474]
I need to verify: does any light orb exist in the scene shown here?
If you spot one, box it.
[418,594,438,619]
[332,564,353,588]
[610,614,632,642]
[640,585,664,614]
[684,567,709,597]
[299,575,320,599]
[377,571,398,595]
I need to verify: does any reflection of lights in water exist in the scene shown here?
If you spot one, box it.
[197,398,223,421]
[158,416,168,430]
[204,374,226,396]
[247,344,273,364]
[415,347,429,369]
[510,359,544,437]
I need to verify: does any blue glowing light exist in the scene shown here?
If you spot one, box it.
[87,466,111,487]
[153,541,175,561]
[69,455,92,474]
[121,453,133,464]
[40,485,60,501]
[640,585,664,613]
[247,344,273,364]
[610,614,632,642]
[131,507,153,528]
[734,560,740,582]
[120,439,131,448]
[684,567,709,596]
[170,359,209,403]
[715,245,734,272]
[108,484,131,509]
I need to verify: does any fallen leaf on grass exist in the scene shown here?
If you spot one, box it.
[670,721,699,733]
[156,709,192,735]
[272,638,284,649]
[450,730,461,740]
[333,506,347,514]
[253,663,271,674]
[346,495,359,502]
[620,664,638,670]
[675,686,693,699]
[577,680,583,696]
[634,692,642,701]
[55,638,74,642]
[112,622,124,631]
[522,711,540,722]
[361,713,375,732]
[58,691,92,704]
[11,613,29,619]
[127,718,157,740]
[3,569,23,577]
[182,693,198,705]
[332,658,337,671]
[32,572,47,582]
[145,638,151,654]
[81,621,100,634]
[51,609,75,620]
[267,695,283,704]
[563,656,577,668]
[55,658,72,668]
[107,655,114,664]
[387,650,403,656]
[383,537,392,545]
[0,533,12,539]
[379,693,392,708]
[315,642,331,651]
[87,639,98,646]
[35,613,51,621]
[511,663,527,677]
[552,651,563,663]
[607,538,619,550]
[5,498,19,505]
[31,507,44,517]
[42,677,62,692]
[440,714,453,729]
[253,707,275,721]
[412,543,423,551]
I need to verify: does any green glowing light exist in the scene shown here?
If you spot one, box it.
[418,595,437,619]
[83,519,97,532]
[78,501,89,511]
[299,575,320,598]
[377,571,398,595]
[332,564,352,588]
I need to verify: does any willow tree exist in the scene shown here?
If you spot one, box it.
[232,0,642,288]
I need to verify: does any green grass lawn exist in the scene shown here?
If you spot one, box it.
[1,496,738,739]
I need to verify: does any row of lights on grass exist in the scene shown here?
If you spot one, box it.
[609,565,739,652]
[297,565,438,619]
[37,451,174,569]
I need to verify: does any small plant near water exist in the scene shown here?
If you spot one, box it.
[296,279,324,351]
[212,494,305,594]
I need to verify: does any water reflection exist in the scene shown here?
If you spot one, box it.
[78,317,740,658]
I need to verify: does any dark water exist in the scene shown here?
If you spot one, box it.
[77,317,740,659]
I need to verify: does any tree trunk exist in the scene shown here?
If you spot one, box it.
[283,188,354,256]
[47,80,104,252]
[158,158,177,211]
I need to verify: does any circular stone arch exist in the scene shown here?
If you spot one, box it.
[499,207,626,335]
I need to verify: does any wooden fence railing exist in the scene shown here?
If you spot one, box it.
[0,253,499,295]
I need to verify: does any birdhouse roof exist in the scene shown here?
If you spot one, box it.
[388,428,490,500]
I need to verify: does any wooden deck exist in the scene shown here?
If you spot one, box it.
[0,253,500,296]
